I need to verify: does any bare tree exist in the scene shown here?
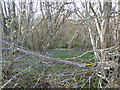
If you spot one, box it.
[89,1,112,60]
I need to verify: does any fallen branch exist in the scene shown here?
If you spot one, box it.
[71,46,117,59]
[0,39,86,68]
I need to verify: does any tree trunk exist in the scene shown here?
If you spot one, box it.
[100,1,112,59]
[85,2,100,60]
[90,1,112,60]
[0,1,3,86]
[117,1,120,87]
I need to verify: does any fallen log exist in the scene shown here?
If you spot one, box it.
[0,39,86,68]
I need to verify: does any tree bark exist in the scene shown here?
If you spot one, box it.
[100,1,112,59]
[117,1,120,88]
[0,1,3,86]
[89,1,112,60]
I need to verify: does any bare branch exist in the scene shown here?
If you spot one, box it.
[0,39,86,68]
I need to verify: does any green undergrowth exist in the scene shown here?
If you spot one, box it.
[48,49,95,64]
[48,49,94,60]
[80,52,94,60]
[22,49,95,61]
[3,49,98,88]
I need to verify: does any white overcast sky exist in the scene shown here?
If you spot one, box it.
[2,0,119,18]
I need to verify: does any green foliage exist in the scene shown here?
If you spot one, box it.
[13,30,17,33]
[32,26,35,29]
[20,13,23,16]
[21,27,24,30]
[82,85,89,88]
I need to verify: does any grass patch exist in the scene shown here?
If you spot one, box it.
[3,49,98,88]
[79,52,94,60]
[49,49,80,58]
[47,49,94,60]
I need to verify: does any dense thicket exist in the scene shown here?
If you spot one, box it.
[0,0,120,88]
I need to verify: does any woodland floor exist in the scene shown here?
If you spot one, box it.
[2,48,99,88]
